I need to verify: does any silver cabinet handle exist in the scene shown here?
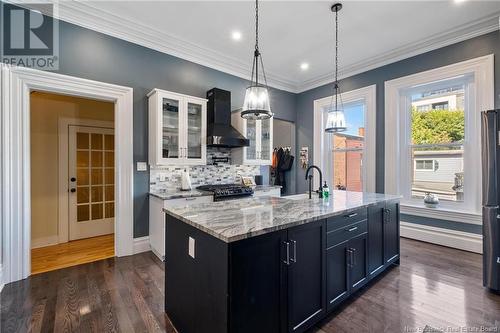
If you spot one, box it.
[283,241,290,265]
[347,226,358,232]
[350,248,356,266]
[290,240,297,263]
[345,213,358,218]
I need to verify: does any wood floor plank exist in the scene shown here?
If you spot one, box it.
[31,234,114,275]
[2,238,500,332]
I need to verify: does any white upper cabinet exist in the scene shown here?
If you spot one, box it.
[148,89,207,166]
[231,111,273,165]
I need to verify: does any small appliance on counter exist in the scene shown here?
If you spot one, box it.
[180,169,192,191]
[241,176,256,188]
[197,184,254,201]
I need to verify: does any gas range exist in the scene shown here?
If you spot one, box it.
[196,184,254,202]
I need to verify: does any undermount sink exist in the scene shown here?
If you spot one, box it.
[283,193,312,200]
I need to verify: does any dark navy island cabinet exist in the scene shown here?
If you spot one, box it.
[165,200,400,333]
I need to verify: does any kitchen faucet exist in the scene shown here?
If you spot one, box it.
[305,165,323,199]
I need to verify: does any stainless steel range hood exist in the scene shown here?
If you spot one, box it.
[206,88,249,148]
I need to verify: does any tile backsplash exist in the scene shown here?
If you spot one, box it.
[150,147,261,191]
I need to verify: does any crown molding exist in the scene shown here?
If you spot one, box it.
[298,12,500,93]
[10,1,500,94]
[15,0,300,92]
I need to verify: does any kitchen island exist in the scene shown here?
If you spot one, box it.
[164,191,400,333]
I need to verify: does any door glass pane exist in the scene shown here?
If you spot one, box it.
[104,134,114,150]
[91,151,103,167]
[105,152,114,167]
[77,151,89,167]
[246,119,257,160]
[91,186,103,202]
[105,185,114,201]
[91,203,103,220]
[260,118,271,160]
[91,133,103,150]
[105,202,114,218]
[104,168,114,185]
[91,168,103,185]
[77,205,90,222]
[77,168,89,185]
[162,97,180,159]
[186,102,202,159]
[77,133,89,149]
[77,187,89,204]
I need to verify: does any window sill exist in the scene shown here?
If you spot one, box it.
[400,202,481,225]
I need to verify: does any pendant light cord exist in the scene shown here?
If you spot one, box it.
[334,7,339,111]
[255,0,259,52]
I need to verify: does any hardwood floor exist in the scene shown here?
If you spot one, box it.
[31,234,115,275]
[2,238,499,332]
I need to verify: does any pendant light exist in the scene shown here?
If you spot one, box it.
[325,3,346,133]
[241,0,273,120]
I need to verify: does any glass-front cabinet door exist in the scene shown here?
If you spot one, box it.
[148,89,207,166]
[185,98,206,163]
[245,118,258,162]
[161,95,182,161]
[259,118,272,163]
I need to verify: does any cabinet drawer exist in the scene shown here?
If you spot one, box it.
[163,195,213,208]
[327,208,367,232]
[326,220,367,248]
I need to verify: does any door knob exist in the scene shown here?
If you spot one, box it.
[70,188,76,193]
[70,177,76,182]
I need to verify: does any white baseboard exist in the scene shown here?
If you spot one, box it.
[400,221,483,254]
[31,235,60,249]
[133,236,151,254]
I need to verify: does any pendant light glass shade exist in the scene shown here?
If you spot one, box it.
[241,85,272,120]
[241,0,273,120]
[325,108,346,133]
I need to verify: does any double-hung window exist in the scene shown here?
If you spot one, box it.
[385,55,494,218]
[314,85,376,193]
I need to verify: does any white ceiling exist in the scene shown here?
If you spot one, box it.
[48,1,500,92]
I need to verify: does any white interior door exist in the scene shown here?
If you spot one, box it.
[69,125,115,240]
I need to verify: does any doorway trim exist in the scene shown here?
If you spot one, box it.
[1,64,134,284]
[58,118,114,244]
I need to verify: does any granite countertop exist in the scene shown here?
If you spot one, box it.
[149,188,210,200]
[149,185,282,200]
[164,190,400,243]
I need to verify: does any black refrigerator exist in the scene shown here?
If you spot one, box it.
[481,110,500,292]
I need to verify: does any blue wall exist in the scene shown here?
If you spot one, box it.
[6,4,499,237]
[295,30,500,232]
[26,18,297,238]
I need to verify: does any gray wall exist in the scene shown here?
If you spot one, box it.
[26,17,297,238]
[296,30,500,231]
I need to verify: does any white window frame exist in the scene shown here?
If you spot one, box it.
[314,85,376,193]
[385,55,494,224]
